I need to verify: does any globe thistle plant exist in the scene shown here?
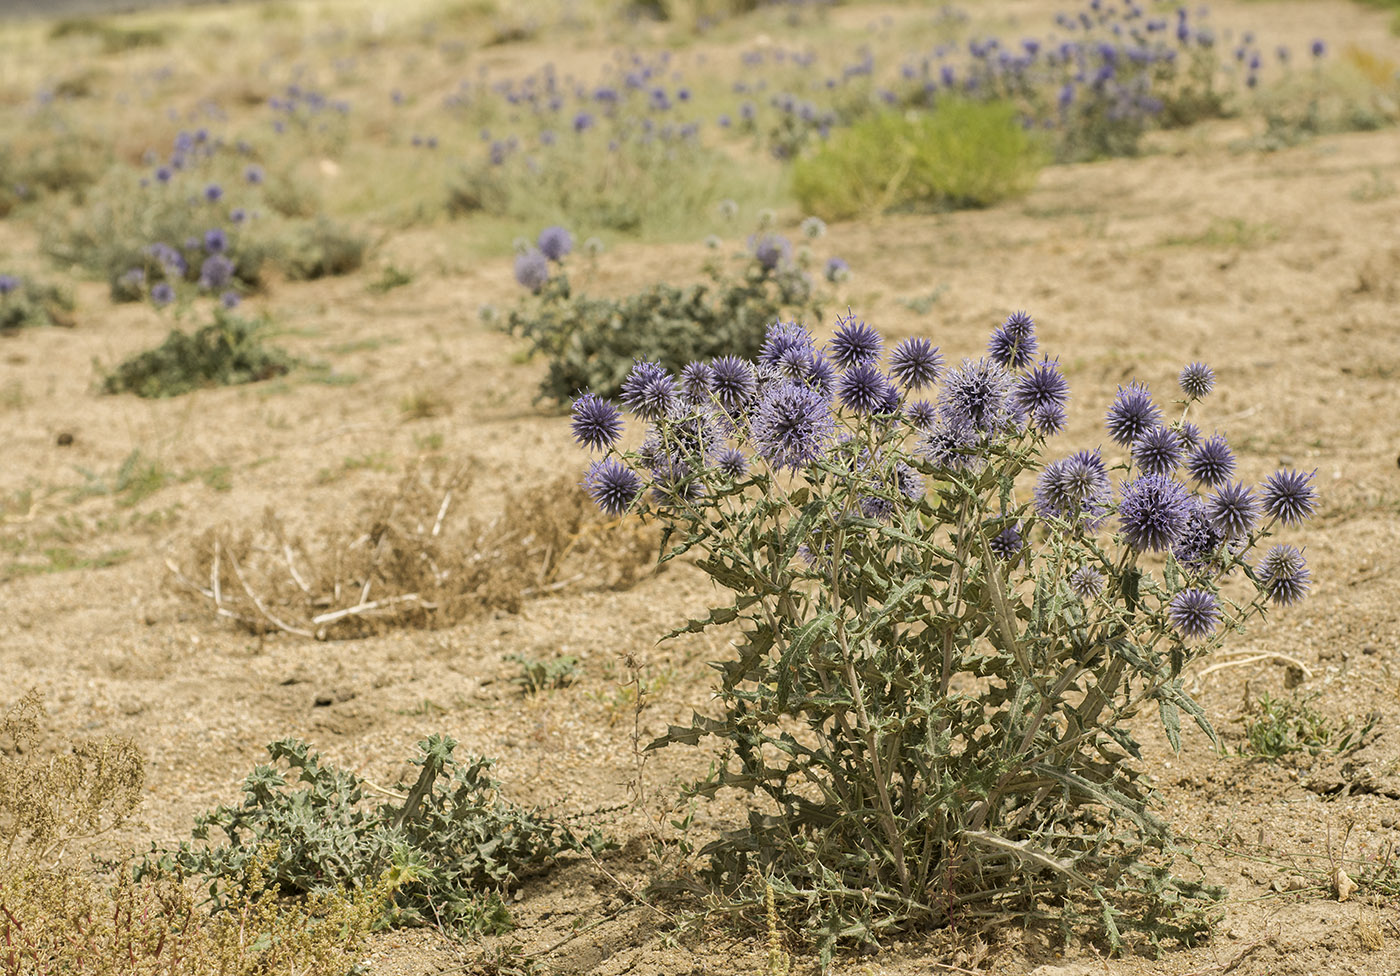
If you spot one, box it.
[888,337,944,391]
[1105,383,1162,447]
[1261,469,1318,526]
[828,313,883,368]
[1178,362,1215,401]
[987,310,1038,370]
[1185,434,1236,487]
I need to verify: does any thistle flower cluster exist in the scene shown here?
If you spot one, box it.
[574,309,1317,643]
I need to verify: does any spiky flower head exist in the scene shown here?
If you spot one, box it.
[988,310,1037,370]
[151,282,175,307]
[800,216,827,239]
[988,522,1025,560]
[824,256,851,283]
[620,361,678,421]
[838,363,894,415]
[1257,545,1311,606]
[537,225,573,262]
[513,249,549,291]
[204,227,228,254]
[805,354,836,399]
[679,362,715,404]
[1132,425,1183,476]
[1176,420,1203,451]
[751,380,836,472]
[198,254,234,291]
[1014,358,1068,415]
[1118,473,1191,551]
[827,313,883,368]
[1185,434,1236,487]
[710,355,757,411]
[570,393,623,451]
[1035,449,1111,528]
[759,321,816,371]
[1207,481,1257,538]
[584,458,641,515]
[1030,403,1067,435]
[1261,468,1318,526]
[751,232,792,271]
[888,337,944,391]
[1168,588,1220,639]
[715,447,749,480]
[1069,565,1105,599]
[938,357,1014,434]
[1178,361,1215,400]
[906,399,937,430]
[918,418,978,472]
[1105,383,1162,447]
[1171,499,1227,572]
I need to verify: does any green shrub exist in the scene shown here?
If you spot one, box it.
[276,217,369,280]
[0,276,75,331]
[139,735,608,935]
[792,101,1044,221]
[48,16,170,54]
[100,309,296,398]
[1241,692,1374,759]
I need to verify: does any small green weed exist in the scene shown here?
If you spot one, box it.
[100,310,296,398]
[1241,692,1373,759]
[368,264,414,294]
[507,653,580,694]
[792,101,1044,221]
[277,217,369,280]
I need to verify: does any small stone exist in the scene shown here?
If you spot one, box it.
[1381,816,1395,829]
[56,431,74,446]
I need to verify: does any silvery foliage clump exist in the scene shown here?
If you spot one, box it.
[572,311,1317,961]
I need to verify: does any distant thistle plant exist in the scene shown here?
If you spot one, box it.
[571,312,1315,961]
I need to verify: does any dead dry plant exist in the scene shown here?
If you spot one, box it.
[168,463,659,639]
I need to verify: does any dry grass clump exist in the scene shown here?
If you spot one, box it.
[170,463,659,638]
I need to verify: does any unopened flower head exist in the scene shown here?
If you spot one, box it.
[988,310,1037,370]
[989,522,1025,560]
[1257,544,1310,606]
[1105,383,1161,447]
[1118,473,1191,551]
[888,337,943,391]
[571,393,623,451]
[1178,362,1215,400]
[1171,499,1228,572]
[827,313,883,368]
[1261,468,1317,526]
[759,321,816,371]
[1069,565,1105,599]
[680,361,715,404]
[584,457,641,515]
[1168,588,1220,639]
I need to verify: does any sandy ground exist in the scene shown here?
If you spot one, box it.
[3,1,1400,974]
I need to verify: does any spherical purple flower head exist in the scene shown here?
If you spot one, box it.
[759,321,816,371]
[1014,357,1068,415]
[151,282,175,307]
[1261,468,1318,526]
[244,165,264,184]
[1030,403,1068,436]
[679,361,714,405]
[776,343,814,383]
[827,313,883,369]
[824,256,850,283]
[199,254,234,291]
[1171,499,1227,572]
[1118,474,1191,551]
[750,233,792,272]
[1185,433,1235,487]
[888,337,944,391]
[204,183,223,203]
[711,355,757,411]
[838,362,894,416]
[751,380,835,473]
[1069,565,1105,600]
[938,357,1014,435]
[0,274,18,296]
[513,249,549,292]
[1178,361,1215,401]
[220,290,240,309]
[906,399,938,430]
[620,361,678,421]
[1257,544,1311,606]
[1168,587,1220,640]
[537,225,573,262]
[715,446,749,480]
[1176,420,1202,451]
[1131,425,1183,476]
[805,353,836,399]
[1207,481,1257,538]
[918,417,979,472]
[1035,449,1112,528]
[204,227,228,254]
[570,392,623,451]
[1105,382,1161,447]
[988,310,1038,370]
[1310,39,1326,58]
[988,521,1024,560]
[584,457,641,516]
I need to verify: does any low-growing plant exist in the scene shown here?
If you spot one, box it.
[500,225,832,404]
[792,101,1044,221]
[570,312,1319,961]
[139,734,608,935]
[0,275,75,331]
[276,216,369,280]
[100,308,296,398]
[170,465,659,638]
[1241,692,1372,759]
[508,653,581,693]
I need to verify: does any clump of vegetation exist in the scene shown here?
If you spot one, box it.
[508,653,581,693]
[1241,692,1373,759]
[139,734,607,935]
[170,465,658,639]
[0,275,75,331]
[276,216,369,280]
[500,224,834,404]
[792,101,1044,221]
[100,309,296,398]
[48,16,171,54]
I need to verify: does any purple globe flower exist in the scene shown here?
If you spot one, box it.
[151,282,175,307]
[988,522,1025,560]
[198,254,234,290]
[838,362,893,415]
[1185,434,1236,487]
[751,380,836,472]
[1257,545,1310,606]
[244,165,264,184]
[938,357,1014,434]
[751,233,791,271]
[1178,361,1215,400]
[1177,420,1203,450]
[988,310,1037,370]
[204,227,228,254]
[1168,588,1220,639]
[1069,565,1104,599]
[0,274,19,296]
[827,314,883,368]
[918,418,978,471]
[1030,403,1068,435]
[620,361,678,421]
[777,344,814,382]
[1118,474,1191,551]
[1131,425,1183,476]
[514,249,549,292]
[537,225,573,262]
[584,458,641,515]
[759,321,815,370]
[220,291,240,309]
[1014,358,1068,414]
[1036,449,1111,528]
[711,355,757,410]
[203,183,223,203]
[1172,499,1228,572]
[888,337,943,391]
[1207,481,1257,538]
[1105,383,1161,447]
[571,393,623,451]
[824,256,851,283]
[679,361,715,404]
[805,354,836,398]
[906,399,937,429]
[715,447,749,480]
[895,461,924,500]
[1260,468,1318,526]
